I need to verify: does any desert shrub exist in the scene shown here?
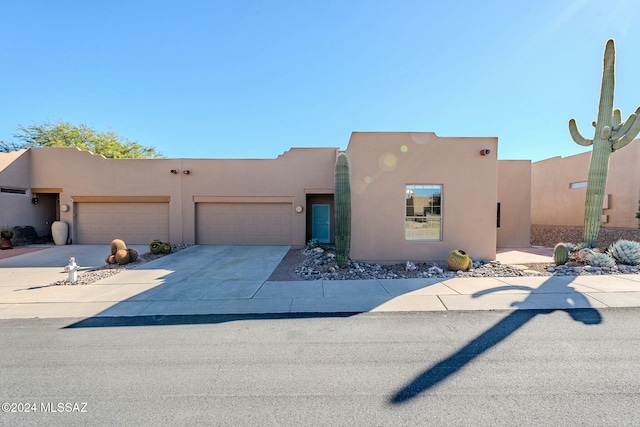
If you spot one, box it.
[608,239,640,266]
[584,252,616,268]
[307,238,321,249]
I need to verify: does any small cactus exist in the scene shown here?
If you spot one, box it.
[115,249,131,265]
[577,242,594,249]
[149,240,162,254]
[447,250,472,271]
[565,242,577,253]
[608,239,640,265]
[553,243,570,266]
[161,242,172,254]
[111,239,127,255]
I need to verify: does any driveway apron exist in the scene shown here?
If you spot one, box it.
[121,245,291,302]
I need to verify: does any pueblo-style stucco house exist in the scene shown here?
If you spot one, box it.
[530,141,640,245]
[0,132,533,262]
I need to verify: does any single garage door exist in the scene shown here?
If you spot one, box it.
[75,202,170,244]
[196,203,292,245]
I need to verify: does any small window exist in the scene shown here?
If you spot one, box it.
[0,187,27,195]
[569,181,587,189]
[405,185,442,241]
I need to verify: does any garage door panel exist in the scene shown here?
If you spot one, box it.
[76,203,170,244]
[196,203,292,245]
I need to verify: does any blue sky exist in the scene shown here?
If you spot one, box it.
[2,0,640,161]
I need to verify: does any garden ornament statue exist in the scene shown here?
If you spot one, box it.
[569,39,640,246]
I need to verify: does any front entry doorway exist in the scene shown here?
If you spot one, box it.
[306,194,334,244]
[312,204,331,243]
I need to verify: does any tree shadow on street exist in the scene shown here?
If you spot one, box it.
[389,276,602,404]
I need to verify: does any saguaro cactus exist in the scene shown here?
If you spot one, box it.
[334,152,351,268]
[568,39,640,246]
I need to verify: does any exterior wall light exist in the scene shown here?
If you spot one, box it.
[61,204,69,212]
[170,169,179,174]
[295,206,303,213]
[183,170,190,175]
[480,149,491,156]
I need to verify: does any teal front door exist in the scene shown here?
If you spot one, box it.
[312,204,330,243]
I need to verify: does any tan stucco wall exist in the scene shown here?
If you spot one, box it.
[0,149,30,186]
[346,132,498,262]
[497,160,531,247]
[28,147,338,245]
[178,149,338,244]
[13,130,523,262]
[531,142,640,228]
[0,150,37,230]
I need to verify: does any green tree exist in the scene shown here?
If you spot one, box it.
[0,121,164,159]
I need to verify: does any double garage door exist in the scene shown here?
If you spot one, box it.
[75,202,170,244]
[75,201,292,245]
[196,202,292,245]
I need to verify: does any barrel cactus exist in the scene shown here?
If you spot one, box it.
[584,251,616,268]
[149,239,172,255]
[115,249,131,265]
[608,239,640,265]
[111,239,127,255]
[447,250,472,271]
[553,243,570,266]
[149,239,162,254]
[334,152,351,268]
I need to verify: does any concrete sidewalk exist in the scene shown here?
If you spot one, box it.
[1,245,640,319]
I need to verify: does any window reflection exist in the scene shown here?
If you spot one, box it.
[405,185,442,241]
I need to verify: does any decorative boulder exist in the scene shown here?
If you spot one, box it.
[115,249,131,265]
[111,239,127,255]
[127,248,139,262]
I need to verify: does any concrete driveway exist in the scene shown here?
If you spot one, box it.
[0,245,291,318]
[0,244,151,286]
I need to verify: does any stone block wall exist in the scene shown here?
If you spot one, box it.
[531,224,640,249]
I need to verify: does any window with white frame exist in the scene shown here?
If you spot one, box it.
[405,184,442,241]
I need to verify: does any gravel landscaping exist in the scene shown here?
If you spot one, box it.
[51,244,191,286]
[295,245,640,280]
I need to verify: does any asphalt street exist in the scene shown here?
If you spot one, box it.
[1,309,640,426]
